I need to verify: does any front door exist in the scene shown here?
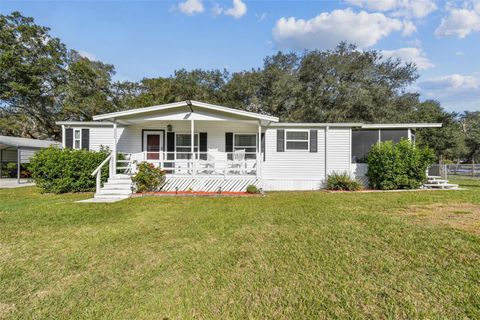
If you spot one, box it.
[143,131,163,160]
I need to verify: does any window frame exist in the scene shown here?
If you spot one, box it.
[73,128,82,150]
[285,129,309,151]
[233,133,257,153]
[175,133,199,159]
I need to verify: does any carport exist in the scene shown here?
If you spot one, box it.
[0,135,61,184]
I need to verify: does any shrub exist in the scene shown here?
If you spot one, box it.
[246,184,260,194]
[131,162,166,192]
[367,139,435,190]
[29,147,110,193]
[326,172,362,191]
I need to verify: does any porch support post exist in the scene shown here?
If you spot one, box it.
[17,147,21,184]
[112,119,117,175]
[61,125,66,148]
[191,119,195,177]
[257,120,261,179]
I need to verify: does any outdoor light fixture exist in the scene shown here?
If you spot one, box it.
[167,124,173,132]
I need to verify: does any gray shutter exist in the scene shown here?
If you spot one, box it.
[165,132,175,172]
[166,132,175,159]
[81,129,89,150]
[310,129,317,152]
[225,132,233,160]
[65,128,73,148]
[199,132,207,160]
[277,130,285,152]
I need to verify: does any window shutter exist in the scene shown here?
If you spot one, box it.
[199,132,207,160]
[310,129,317,152]
[81,129,90,150]
[225,132,233,160]
[165,132,175,172]
[65,128,73,148]
[277,130,285,152]
[261,132,265,161]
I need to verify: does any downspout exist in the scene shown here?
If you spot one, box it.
[17,146,21,184]
[325,126,329,180]
[61,125,66,148]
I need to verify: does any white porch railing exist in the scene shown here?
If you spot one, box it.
[120,151,260,177]
[91,153,113,194]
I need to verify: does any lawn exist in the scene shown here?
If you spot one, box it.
[1,179,480,319]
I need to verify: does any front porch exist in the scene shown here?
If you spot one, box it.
[86,101,278,198]
[121,150,260,178]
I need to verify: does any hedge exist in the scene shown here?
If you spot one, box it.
[366,139,435,190]
[29,147,109,193]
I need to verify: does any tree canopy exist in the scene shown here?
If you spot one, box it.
[1,11,478,162]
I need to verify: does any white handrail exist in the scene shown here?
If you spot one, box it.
[91,153,113,194]
[92,153,113,176]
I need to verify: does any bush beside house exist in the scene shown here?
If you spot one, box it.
[30,147,109,193]
[131,162,166,192]
[326,172,362,191]
[367,140,435,190]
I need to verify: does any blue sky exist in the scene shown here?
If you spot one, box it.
[1,0,479,113]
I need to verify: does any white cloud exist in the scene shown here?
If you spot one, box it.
[419,73,480,111]
[178,0,204,16]
[421,74,480,91]
[435,8,480,38]
[402,20,417,36]
[212,0,247,18]
[382,47,433,70]
[346,0,437,18]
[78,50,97,61]
[456,51,464,56]
[272,9,408,50]
[225,0,247,18]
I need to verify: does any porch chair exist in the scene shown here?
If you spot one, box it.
[211,151,228,176]
[232,149,246,175]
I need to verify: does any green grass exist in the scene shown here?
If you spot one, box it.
[1,179,480,319]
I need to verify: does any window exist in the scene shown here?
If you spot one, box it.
[380,129,408,143]
[352,129,410,163]
[352,130,378,163]
[74,129,81,149]
[234,134,257,159]
[176,134,198,159]
[285,130,309,150]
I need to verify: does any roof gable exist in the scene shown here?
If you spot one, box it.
[92,100,279,123]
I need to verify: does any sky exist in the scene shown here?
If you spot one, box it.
[1,0,479,113]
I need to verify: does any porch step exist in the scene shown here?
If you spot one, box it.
[112,174,133,179]
[427,179,448,184]
[423,183,459,190]
[94,174,133,200]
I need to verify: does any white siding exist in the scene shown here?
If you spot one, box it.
[68,121,259,154]
[64,122,354,191]
[326,128,351,175]
[261,128,326,190]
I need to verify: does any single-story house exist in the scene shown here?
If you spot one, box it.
[56,100,441,199]
[0,135,61,183]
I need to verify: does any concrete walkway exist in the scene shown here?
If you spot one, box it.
[0,179,35,189]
